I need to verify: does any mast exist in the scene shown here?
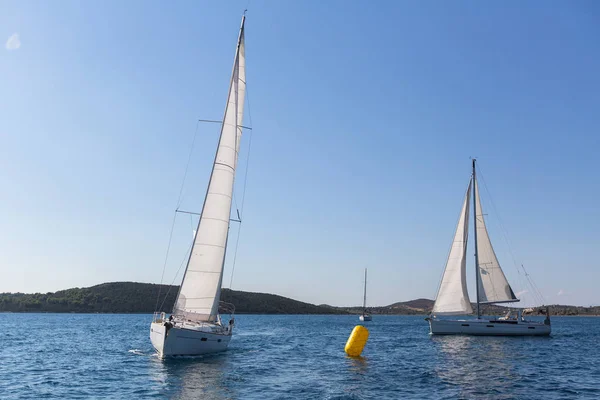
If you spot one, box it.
[363,268,367,312]
[472,159,481,319]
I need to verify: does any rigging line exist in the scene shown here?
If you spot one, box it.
[477,168,529,304]
[228,83,254,289]
[158,238,195,312]
[228,222,243,289]
[154,211,178,312]
[477,167,521,257]
[522,263,546,304]
[155,120,201,312]
[176,120,202,210]
[475,165,520,268]
[232,190,239,216]
[239,86,254,217]
[525,280,544,306]
[527,270,545,303]
[477,164,546,304]
[478,196,541,302]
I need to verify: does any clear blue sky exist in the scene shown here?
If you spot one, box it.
[1,1,598,306]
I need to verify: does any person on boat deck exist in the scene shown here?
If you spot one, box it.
[544,311,551,325]
[500,311,513,320]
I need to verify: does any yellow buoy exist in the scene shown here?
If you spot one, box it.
[344,325,369,357]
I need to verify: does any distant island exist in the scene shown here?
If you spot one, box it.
[0,282,340,314]
[332,300,600,317]
[0,282,598,316]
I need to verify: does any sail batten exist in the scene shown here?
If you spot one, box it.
[173,18,246,322]
[474,179,518,304]
[432,179,473,316]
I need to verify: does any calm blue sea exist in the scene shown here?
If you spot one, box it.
[1,314,599,399]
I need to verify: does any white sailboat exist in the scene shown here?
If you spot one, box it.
[359,268,372,322]
[426,160,551,336]
[150,14,247,357]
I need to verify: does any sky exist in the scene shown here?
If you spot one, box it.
[1,1,599,307]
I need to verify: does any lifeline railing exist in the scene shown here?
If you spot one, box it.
[152,312,166,323]
[152,303,235,324]
[219,301,236,316]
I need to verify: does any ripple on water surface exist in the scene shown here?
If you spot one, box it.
[1,314,599,399]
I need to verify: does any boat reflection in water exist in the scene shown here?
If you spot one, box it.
[431,335,550,398]
[152,354,234,399]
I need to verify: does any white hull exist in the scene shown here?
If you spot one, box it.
[150,322,232,358]
[428,318,550,336]
[359,314,372,322]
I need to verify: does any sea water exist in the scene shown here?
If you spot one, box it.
[1,314,599,399]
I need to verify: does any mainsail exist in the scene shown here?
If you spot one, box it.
[432,180,473,315]
[474,179,518,304]
[173,17,247,322]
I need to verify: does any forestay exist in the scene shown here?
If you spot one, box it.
[173,18,247,322]
[474,179,518,304]
[432,180,473,315]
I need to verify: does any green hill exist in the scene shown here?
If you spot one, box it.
[1,282,597,315]
[0,282,343,314]
[328,299,600,316]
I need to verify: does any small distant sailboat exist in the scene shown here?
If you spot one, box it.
[150,14,248,357]
[359,268,372,322]
[426,160,550,336]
